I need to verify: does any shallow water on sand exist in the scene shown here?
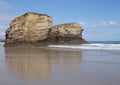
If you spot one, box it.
[0,45,120,85]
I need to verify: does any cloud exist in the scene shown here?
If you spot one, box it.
[0,13,15,22]
[0,26,6,38]
[89,21,120,28]
[0,0,12,8]
[79,21,120,28]
[78,21,86,26]
[0,1,14,22]
[0,32,5,36]
[0,28,5,36]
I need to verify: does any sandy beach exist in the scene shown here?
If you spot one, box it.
[0,44,120,85]
[1,0,120,85]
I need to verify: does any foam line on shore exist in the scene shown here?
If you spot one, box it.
[48,44,120,50]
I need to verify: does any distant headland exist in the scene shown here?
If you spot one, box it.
[4,12,88,46]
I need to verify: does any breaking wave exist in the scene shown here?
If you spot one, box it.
[0,42,4,45]
[49,44,120,50]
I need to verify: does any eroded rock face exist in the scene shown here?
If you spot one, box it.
[5,12,52,45]
[5,12,88,46]
[50,23,83,42]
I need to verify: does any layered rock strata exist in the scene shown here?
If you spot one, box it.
[5,12,52,45]
[5,12,87,46]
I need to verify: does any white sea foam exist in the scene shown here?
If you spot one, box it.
[48,44,120,50]
[0,42,4,45]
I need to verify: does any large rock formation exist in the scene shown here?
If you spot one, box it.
[5,12,87,46]
[5,12,52,45]
[50,23,83,41]
[36,23,88,45]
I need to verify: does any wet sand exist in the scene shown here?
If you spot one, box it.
[0,45,120,85]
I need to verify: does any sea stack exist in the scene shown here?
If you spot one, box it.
[49,23,87,44]
[5,12,52,46]
[4,12,87,46]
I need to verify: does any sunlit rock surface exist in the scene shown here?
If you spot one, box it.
[5,12,87,46]
[5,12,52,46]
[49,23,87,44]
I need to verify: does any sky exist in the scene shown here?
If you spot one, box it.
[0,0,120,41]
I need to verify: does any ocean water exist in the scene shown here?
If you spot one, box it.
[90,41,120,44]
[1,40,120,50]
[48,41,120,50]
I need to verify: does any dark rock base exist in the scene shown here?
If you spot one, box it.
[4,38,88,47]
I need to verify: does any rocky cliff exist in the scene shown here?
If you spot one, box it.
[5,12,87,46]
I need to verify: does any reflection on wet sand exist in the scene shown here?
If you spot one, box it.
[5,47,82,81]
[2,46,120,85]
[5,47,52,80]
[48,49,82,68]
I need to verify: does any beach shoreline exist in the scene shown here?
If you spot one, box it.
[0,43,120,85]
